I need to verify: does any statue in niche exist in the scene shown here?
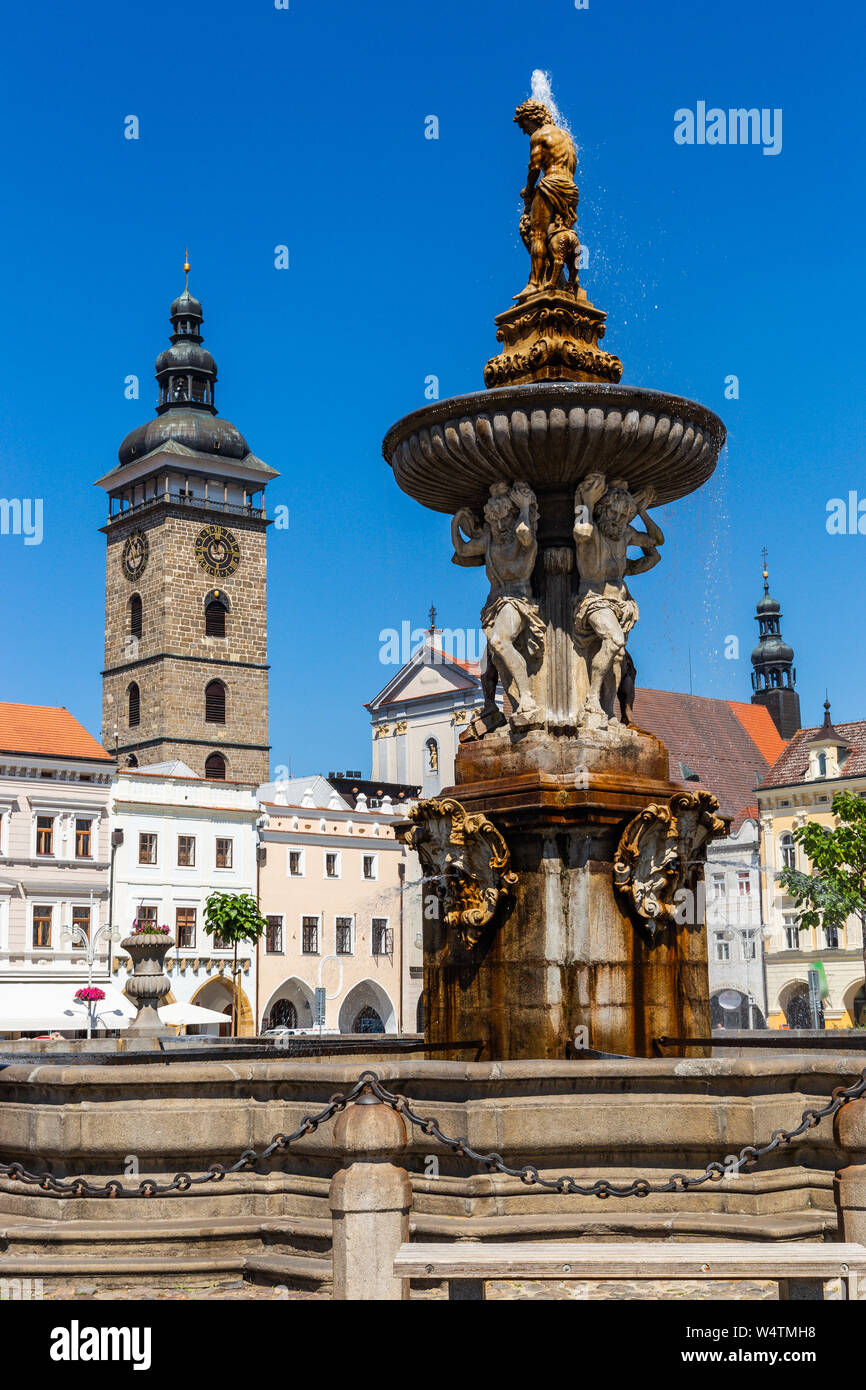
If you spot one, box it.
[573,473,664,730]
[514,98,580,300]
[452,480,545,735]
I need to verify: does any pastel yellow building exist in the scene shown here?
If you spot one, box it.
[757,703,866,1030]
[256,775,422,1034]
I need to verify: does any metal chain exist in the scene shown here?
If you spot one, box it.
[1,1066,864,1201]
[362,1068,866,1199]
[0,1078,370,1198]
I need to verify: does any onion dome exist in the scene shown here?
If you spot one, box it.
[750,555,797,684]
[117,257,250,466]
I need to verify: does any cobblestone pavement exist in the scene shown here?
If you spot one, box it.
[31,1277,779,1301]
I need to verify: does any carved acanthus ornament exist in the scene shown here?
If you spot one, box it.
[399,797,517,949]
[613,790,726,935]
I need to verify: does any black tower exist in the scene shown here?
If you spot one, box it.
[750,552,801,740]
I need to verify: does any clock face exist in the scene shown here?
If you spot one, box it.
[195,524,241,579]
[121,530,149,581]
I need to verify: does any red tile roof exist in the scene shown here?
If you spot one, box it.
[0,703,112,762]
[632,688,782,827]
[761,719,866,788]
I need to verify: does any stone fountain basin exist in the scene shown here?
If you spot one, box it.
[383,382,726,514]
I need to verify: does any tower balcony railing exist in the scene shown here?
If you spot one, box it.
[107,492,266,525]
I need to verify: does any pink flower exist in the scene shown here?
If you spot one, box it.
[74,987,106,1003]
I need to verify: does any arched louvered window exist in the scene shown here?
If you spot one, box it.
[205,598,226,638]
[129,594,143,639]
[128,682,140,727]
[205,680,226,723]
[205,752,226,780]
[271,999,297,1029]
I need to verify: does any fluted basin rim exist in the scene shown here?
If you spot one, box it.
[383,381,726,514]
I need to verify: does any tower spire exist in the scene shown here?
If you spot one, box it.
[750,564,801,739]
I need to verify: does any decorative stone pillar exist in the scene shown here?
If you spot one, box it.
[121,931,174,1036]
[329,1092,412,1301]
[834,1095,866,1244]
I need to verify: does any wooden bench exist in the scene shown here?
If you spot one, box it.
[394,1240,866,1301]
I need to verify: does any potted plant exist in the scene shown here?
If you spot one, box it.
[121,919,175,1034]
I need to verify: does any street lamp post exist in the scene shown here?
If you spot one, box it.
[60,920,122,1039]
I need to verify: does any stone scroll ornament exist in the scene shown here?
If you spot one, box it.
[400,797,518,950]
[451,479,545,739]
[613,790,725,935]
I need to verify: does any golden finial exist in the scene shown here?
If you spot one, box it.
[183,249,191,289]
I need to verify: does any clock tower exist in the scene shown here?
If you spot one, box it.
[97,265,278,782]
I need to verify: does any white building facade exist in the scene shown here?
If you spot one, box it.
[109,764,261,1034]
[705,818,769,1028]
[0,704,123,1035]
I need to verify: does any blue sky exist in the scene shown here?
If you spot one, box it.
[0,0,863,776]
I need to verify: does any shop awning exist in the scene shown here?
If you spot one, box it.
[0,982,137,1033]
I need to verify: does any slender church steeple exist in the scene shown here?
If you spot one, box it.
[750,550,801,739]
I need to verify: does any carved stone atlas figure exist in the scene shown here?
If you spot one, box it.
[573,472,664,730]
[451,480,545,734]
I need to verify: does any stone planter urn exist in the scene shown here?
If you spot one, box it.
[121,931,174,1036]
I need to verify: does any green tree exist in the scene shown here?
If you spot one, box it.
[778,791,866,1020]
[203,891,268,1035]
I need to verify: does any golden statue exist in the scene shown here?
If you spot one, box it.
[484,93,623,389]
[514,99,580,300]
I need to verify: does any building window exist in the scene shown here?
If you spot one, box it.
[36,816,54,856]
[711,874,725,899]
[363,854,377,881]
[70,905,91,946]
[325,851,340,879]
[825,924,840,949]
[205,752,226,780]
[205,680,226,724]
[32,905,52,949]
[302,916,319,954]
[817,751,827,777]
[784,914,799,950]
[129,593,143,639]
[714,932,730,963]
[372,918,393,956]
[266,916,283,953]
[177,834,196,867]
[741,931,757,961]
[354,1005,384,1035]
[75,818,92,859]
[737,872,751,897]
[270,999,297,1030]
[205,598,227,638]
[336,917,353,954]
[288,849,304,877]
[215,837,233,869]
[176,907,196,949]
[139,832,157,865]
[128,681,141,727]
[135,905,158,930]
[780,833,796,870]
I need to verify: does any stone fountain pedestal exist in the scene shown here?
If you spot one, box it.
[386,383,726,1061]
[430,727,710,1059]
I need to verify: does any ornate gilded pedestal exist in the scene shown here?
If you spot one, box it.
[385,94,726,1060]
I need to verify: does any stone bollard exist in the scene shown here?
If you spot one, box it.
[834,1095,866,1246]
[329,1089,412,1301]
